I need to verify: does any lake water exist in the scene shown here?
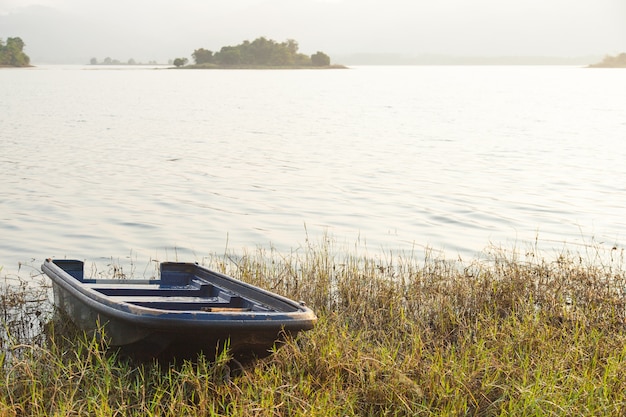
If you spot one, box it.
[1,65,625,277]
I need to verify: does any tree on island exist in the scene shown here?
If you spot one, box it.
[0,37,30,67]
[190,37,334,67]
[173,57,188,67]
[311,51,331,66]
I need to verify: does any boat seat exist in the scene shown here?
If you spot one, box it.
[87,283,219,297]
[107,295,252,311]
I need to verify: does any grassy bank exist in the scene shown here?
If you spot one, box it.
[2,240,626,415]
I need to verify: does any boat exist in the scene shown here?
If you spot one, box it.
[41,258,317,361]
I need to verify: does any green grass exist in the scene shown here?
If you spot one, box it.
[2,238,626,415]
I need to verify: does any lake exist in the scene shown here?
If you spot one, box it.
[1,65,625,277]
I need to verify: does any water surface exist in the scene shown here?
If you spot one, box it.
[1,65,625,276]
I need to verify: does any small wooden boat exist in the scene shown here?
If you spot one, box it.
[42,258,317,360]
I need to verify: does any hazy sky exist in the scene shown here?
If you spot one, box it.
[1,0,625,64]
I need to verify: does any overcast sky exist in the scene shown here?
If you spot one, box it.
[1,0,625,64]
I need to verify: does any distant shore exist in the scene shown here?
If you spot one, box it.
[332,53,605,66]
[0,64,34,68]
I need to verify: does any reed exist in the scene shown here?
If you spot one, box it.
[2,238,626,415]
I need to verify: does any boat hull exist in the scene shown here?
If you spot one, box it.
[42,259,317,360]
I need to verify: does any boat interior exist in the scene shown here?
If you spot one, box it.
[82,279,271,312]
[47,259,292,312]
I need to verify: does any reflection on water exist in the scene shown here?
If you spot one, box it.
[1,65,626,276]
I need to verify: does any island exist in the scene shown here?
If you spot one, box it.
[0,37,31,67]
[174,37,346,69]
[589,53,626,68]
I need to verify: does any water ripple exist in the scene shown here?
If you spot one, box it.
[1,65,625,275]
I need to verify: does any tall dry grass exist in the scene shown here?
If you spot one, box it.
[2,238,626,415]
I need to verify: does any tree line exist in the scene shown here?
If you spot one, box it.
[0,37,30,67]
[89,57,161,65]
[178,37,331,68]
